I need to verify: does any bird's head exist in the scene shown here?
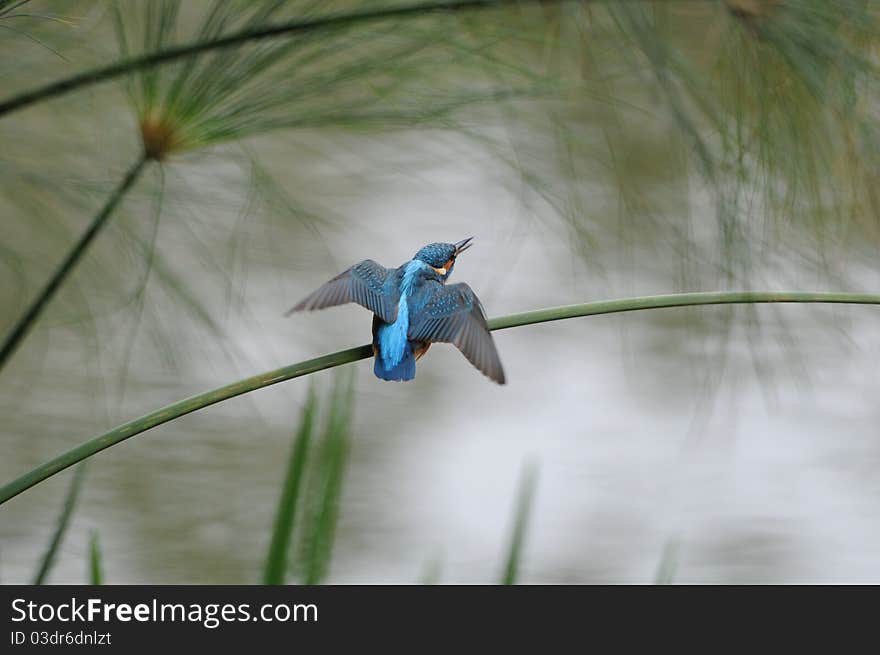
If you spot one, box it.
[413,237,473,281]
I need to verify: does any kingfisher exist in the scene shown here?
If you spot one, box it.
[287,237,505,384]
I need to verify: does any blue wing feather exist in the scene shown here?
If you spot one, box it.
[408,283,505,384]
[287,259,399,323]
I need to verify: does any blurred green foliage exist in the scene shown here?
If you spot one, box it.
[2,0,880,585]
[3,0,878,370]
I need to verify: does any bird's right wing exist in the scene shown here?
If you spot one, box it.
[408,283,505,384]
[286,259,399,323]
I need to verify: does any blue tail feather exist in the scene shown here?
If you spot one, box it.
[374,343,417,381]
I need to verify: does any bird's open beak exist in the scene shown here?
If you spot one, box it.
[454,237,474,255]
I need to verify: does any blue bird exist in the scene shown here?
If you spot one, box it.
[288,237,505,384]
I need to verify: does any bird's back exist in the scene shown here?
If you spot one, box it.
[371,260,446,381]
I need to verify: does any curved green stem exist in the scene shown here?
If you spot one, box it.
[485,291,880,329]
[0,0,551,118]
[0,156,148,372]
[1,291,878,505]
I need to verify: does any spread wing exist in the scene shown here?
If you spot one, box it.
[408,283,505,384]
[286,259,399,323]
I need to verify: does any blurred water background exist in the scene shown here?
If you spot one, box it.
[1,0,879,583]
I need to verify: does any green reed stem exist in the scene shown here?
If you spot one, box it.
[32,463,88,584]
[0,0,569,118]
[263,385,317,585]
[301,370,354,584]
[0,156,148,372]
[501,460,539,585]
[1,291,878,506]
[88,529,104,585]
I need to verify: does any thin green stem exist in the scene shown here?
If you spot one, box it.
[501,460,539,585]
[0,291,878,505]
[0,156,148,372]
[485,291,880,330]
[302,369,354,584]
[0,0,569,118]
[88,529,104,585]
[32,463,88,584]
[263,385,316,585]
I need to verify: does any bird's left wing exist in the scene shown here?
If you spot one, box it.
[408,283,505,384]
[286,259,399,323]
